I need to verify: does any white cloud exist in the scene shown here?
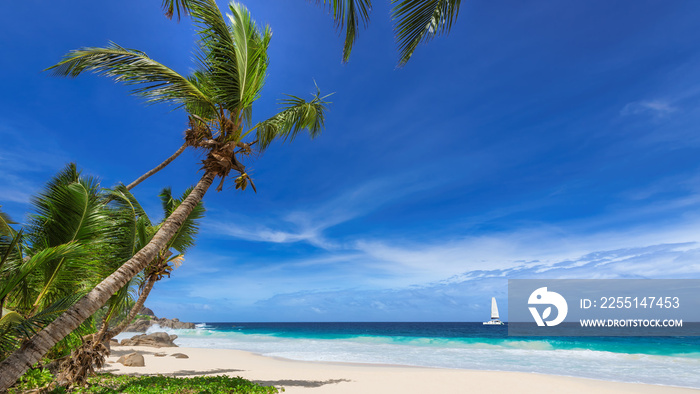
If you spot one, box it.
[620,100,677,117]
[206,169,447,249]
[0,121,70,206]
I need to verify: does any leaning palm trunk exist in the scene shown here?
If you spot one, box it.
[105,276,156,340]
[56,276,157,388]
[0,171,215,391]
[126,142,187,190]
[26,1,330,391]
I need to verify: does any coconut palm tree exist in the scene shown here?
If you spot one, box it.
[162,0,461,65]
[0,165,121,362]
[58,186,204,387]
[0,0,329,389]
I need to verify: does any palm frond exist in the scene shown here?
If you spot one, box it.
[0,309,25,358]
[0,208,23,263]
[0,242,83,305]
[160,187,177,217]
[316,0,372,62]
[162,0,192,21]
[26,164,111,309]
[18,293,85,338]
[159,187,205,254]
[106,185,150,225]
[102,276,139,326]
[136,216,155,251]
[254,87,332,151]
[101,186,153,276]
[167,254,185,269]
[186,70,219,120]
[46,43,216,113]
[189,0,238,113]
[227,1,271,122]
[0,229,23,279]
[391,0,461,66]
[190,0,271,122]
[0,207,17,238]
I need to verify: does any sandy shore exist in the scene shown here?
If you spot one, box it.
[101,346,698,393]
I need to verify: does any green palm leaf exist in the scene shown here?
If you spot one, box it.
[189,0,239,115]
[17,293,86,338]
[190,0,271,123]
[227,2,271,124]
[98,186,153,279]
[106,185,151,227]
[0,229,22,275]
[162,0,192,21]
[0,293,85,359]
[159,187,205,254]
[391,0,461,66]
[316,0,372,62]
[26,164,110,309]
[254,89,332,151]
[0,207,17,238]
[0,242,83,305]
[186,70,219,120]
[46,43,216,113]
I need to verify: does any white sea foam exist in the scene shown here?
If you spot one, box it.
[114,327,700,389]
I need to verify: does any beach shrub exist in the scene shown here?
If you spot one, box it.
[131,314,153,323]
[8,368,55,393]
[68,373,281,393]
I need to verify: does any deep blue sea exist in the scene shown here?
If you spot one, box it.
[116,322,700,389]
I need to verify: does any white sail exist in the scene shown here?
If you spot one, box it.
[491,297,500,319]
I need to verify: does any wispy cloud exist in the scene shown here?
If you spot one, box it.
[620,99,677,117]
[206,170,447,249]
[162,213,700,321]
[248,242,700,321]
[0,120,69,207]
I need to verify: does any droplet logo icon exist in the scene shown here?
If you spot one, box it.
[528,287,568,327]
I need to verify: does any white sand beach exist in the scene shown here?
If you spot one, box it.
[101,346,698,393]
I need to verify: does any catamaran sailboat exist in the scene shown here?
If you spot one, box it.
[483,297,504,325]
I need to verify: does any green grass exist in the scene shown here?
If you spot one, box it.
[42,373,281,394]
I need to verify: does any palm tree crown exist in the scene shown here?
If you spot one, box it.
[48,0,330,193]
[0,1,330,389]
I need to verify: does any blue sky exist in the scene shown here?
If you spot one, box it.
[2,0,700,322]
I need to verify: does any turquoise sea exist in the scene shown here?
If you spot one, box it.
[116,322,700,389]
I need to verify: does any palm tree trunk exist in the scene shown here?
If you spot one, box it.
[58,275,157,387]
[0,171,215,391]
[126,143,187,191]
[104,275,157,340]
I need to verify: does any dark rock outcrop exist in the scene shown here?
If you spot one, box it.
[139,306,156,317]
[120,332,178,348]
[123,309,195,332]
[154,317,195,330]
[124,319,152,332]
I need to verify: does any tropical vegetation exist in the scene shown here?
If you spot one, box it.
[9,372,280,394]
[0,165,204,391]
[58,186,205,388]
[0,0,330,390]
[1,165,120,363]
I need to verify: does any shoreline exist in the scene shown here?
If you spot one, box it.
[101,346,699,393]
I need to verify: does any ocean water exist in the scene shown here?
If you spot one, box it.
[115,322,700,389]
